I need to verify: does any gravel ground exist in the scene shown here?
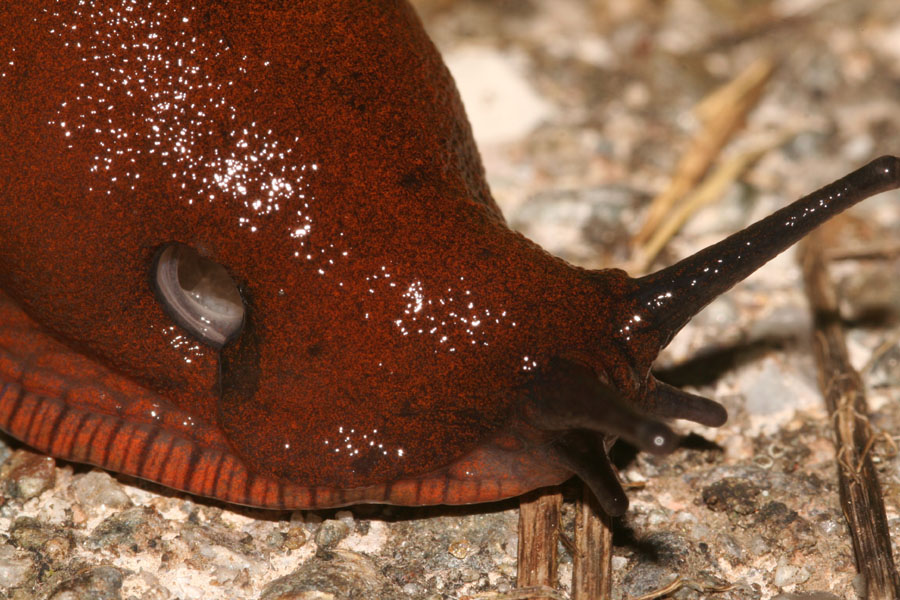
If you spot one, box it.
[3,1,900,599]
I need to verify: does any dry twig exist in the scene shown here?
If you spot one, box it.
[517,490,563,600]
[467,586,568,600]
[572,485,612,600]
[799,229,900,599]
[626,576,735,600]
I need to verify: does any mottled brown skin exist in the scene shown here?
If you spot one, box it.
[0,1,898,516]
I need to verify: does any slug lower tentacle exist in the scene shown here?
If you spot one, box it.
[553,431,628,516]
[523,358,687,515]
[523,357,679,456]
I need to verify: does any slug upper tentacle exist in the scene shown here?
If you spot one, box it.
[629,156,900,354]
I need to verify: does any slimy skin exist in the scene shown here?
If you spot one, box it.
[0,1,897,516]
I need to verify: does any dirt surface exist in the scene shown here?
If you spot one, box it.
[3,1,900,599]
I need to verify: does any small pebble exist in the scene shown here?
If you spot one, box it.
[259,550,405,600]
[71,470,132,509]
[265,530,287,549]
[447,539,472,559]
[334,509,354,522]
[0,450,56,501]
[9,518,74,555]
[47,565,123,600]
[0,544,34,589]
[284,526,308,550]
[314,519,350,549]
[701,478,761,515]
[87,506,165,551]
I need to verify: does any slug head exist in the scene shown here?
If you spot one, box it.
[516,155,900,515]
[506,268,727,516]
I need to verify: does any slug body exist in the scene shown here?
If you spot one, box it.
[0,1,898,516]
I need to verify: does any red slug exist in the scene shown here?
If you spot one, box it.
[0,1,898,518]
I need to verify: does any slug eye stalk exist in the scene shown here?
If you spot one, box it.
[633,156,900,353]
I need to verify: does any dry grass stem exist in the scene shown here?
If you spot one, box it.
[632,57,774,251]
[631,129,796,273]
